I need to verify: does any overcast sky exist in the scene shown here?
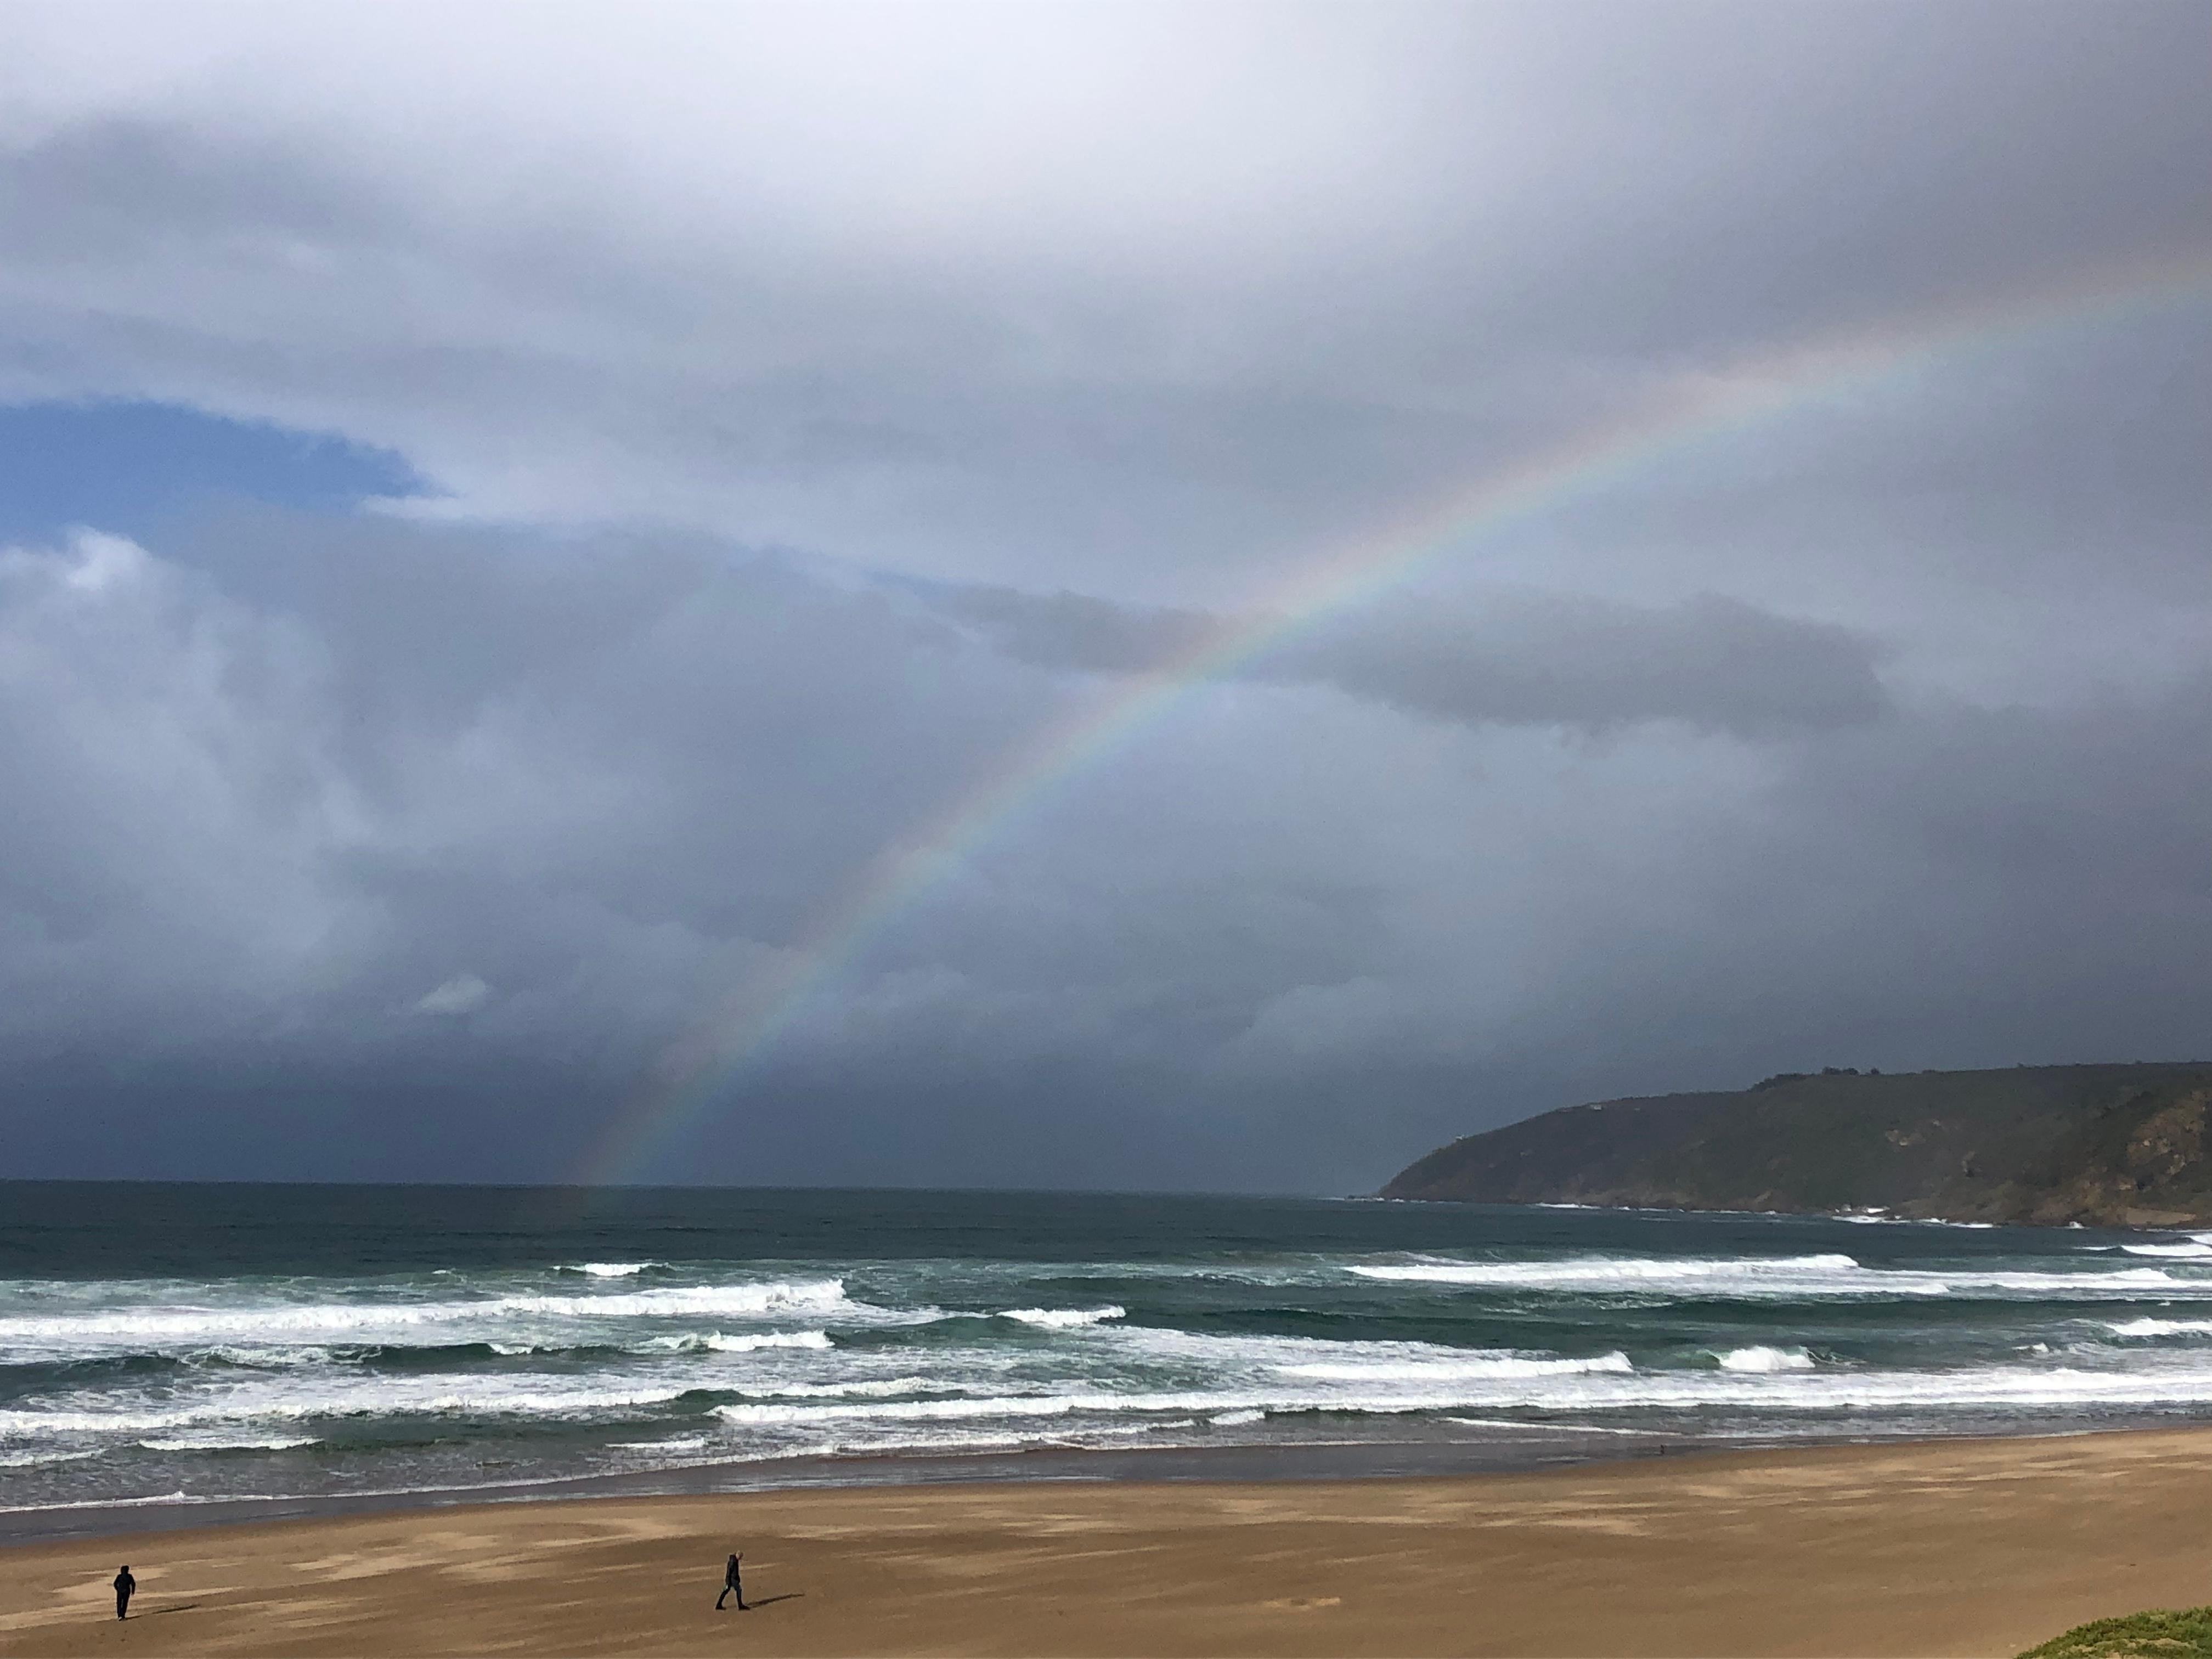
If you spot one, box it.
[1,0,2207,1190]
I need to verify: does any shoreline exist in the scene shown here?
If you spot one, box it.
[6,1424,2211,1655]
[11,1408,2210,1552]
[0,1420,1717,1548]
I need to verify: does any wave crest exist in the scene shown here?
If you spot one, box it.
[0,1278,859,1355]
[1273,1351,1633,1382]
[1714,1345,1815,1372]
[998,1307,1125,1329]
[1346,1254,2197,1300]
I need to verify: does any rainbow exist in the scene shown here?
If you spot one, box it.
[576,251,2212,1186]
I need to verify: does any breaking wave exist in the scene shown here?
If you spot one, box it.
[15,1191,2212,1519]
[1715,1346,1816,1372]
[0,1278,860,1357]
[647,1330,836,1354]
[1272,1351,1633,1382]
[1347,1254,2200,1299]
[134,1435,322,1453]
[998,1307,1125,1329]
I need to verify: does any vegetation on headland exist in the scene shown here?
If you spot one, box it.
[1381,1063,2212,1227]
[2019,1606,2212,1658]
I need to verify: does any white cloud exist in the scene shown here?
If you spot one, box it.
[0,1,2199,621]
[411,973,490,1017]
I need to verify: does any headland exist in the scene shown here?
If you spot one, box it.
[1385,1062,2212,1227]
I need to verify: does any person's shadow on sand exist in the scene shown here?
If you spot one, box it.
[744,1594,803,1609]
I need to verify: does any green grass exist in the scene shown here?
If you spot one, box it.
[2021,1607,2212,1658]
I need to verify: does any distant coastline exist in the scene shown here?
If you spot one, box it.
[1383,1062,2212,1229]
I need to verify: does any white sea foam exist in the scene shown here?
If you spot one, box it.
[0,1278,860,1357]
[776,1431,1037,1462]
[1714,1346,1815,1372]
[24,1325,2212,1460]
[1346,1254,2199,1300]
[998,1306,1125,1329]
[714,1392,1175,1429]
[28,1210,2212,1506]
[0,1374,713,1438]
[1441,1416,1669,1436]
[0,1491,205,1514]
[698,1356,2212,1435]
[1351,1254,1859,1286]
[743,1376,950,1399]
[1272,1351,1633,1382]
[1581,1363,2212,1411]
[134,1435,321,1452]
[648,1330,835,1354]
[201,1344,341,1368]
[0,1447,102,1469]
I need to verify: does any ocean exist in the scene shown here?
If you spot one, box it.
[5,1182,2211,1533]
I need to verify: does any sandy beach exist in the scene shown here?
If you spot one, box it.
[2,1428,2206,1657]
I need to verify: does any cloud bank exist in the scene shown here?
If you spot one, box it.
[0,1,2204,1187]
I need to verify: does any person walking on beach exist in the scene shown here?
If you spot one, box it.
[112,1566,135,1621]
[716,1552,746,1611]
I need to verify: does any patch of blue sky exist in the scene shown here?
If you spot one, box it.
[0,399,427,545]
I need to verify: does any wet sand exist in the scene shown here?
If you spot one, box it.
[4,1426,2208,1656]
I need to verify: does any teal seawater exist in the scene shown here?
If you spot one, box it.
[3,1182,2210,1516]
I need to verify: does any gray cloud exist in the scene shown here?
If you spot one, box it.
[1272,592,1887,736]
[0,3,2203,605]
[0,2,2205,1189]
[1,510,2208,1192]
[940,583,1887,737]
[933,586,1217,674]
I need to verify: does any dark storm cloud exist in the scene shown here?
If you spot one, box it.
[3,506,2208,1192]
[0,519,1012,1039]
[0,516,1412,1182]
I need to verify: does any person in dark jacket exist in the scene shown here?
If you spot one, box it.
[112,1566,136,1620]
[716,1552,746,1611]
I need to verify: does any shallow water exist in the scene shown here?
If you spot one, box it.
[2,1182,2207,1520]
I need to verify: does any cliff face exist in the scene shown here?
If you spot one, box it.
[1380,1063,2212,1227]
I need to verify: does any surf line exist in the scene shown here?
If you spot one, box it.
[577,249,2212,1188]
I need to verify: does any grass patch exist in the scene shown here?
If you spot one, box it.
[2022,1607,2212,1658]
